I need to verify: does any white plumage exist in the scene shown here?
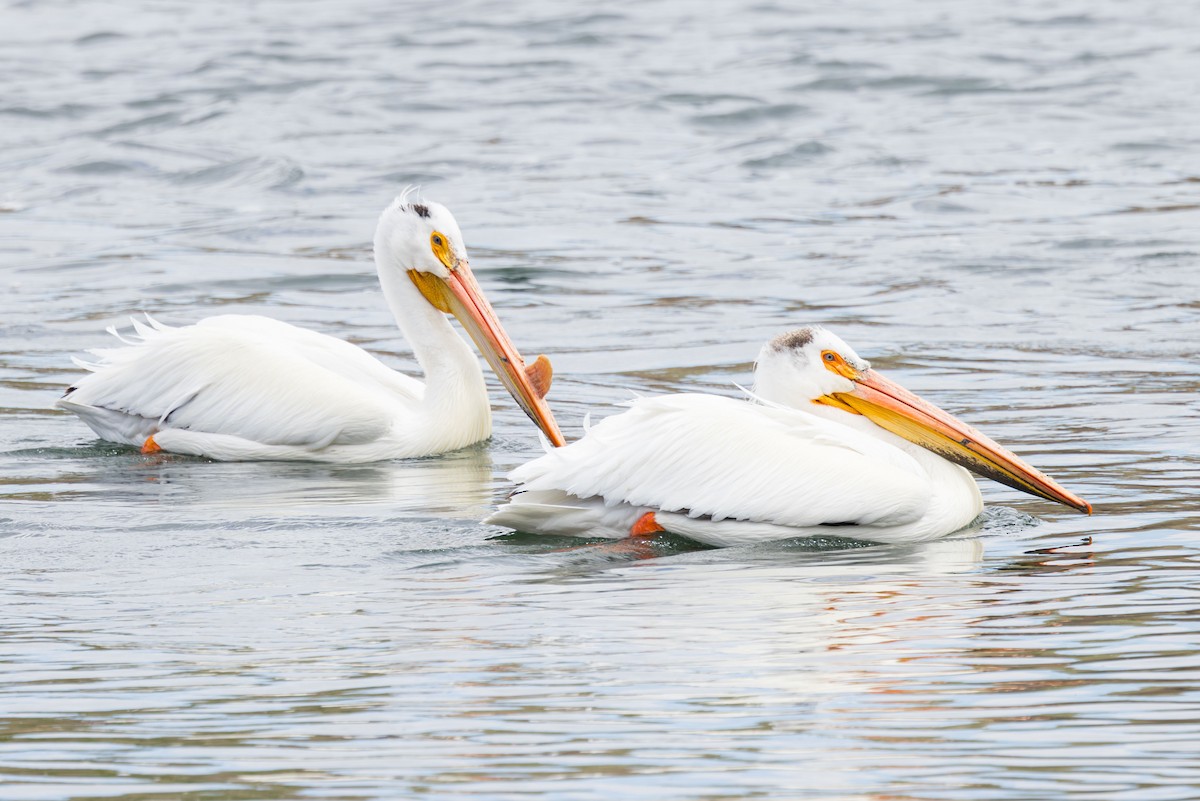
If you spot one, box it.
[58,196,564,462]
[487,327,1089,546]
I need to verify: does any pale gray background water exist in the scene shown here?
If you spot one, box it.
[3,0,1199,798]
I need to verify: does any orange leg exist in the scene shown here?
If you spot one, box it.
[546,511,666,562]
[630,511,665,537]
[141,435,162,455]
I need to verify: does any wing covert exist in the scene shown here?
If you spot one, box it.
[64,316,408,448]
[510,394,933,528]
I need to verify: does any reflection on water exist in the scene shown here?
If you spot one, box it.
[0,445,497,540]
[92,444,496,513]
[3,0,1200,798]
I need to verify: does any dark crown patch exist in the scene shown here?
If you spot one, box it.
[770,327,817,352]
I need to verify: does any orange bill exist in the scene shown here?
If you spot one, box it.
[818,369,1091,513]
[409,261,566,447]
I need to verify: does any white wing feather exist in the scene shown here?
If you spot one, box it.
[508,394,933,529]
[60,315,422,448]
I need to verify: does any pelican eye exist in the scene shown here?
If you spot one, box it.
[821,350,858,379]
[430,231,454,269]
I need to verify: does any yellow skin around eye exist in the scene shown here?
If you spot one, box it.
[407,230,456,314]
[821,350,859,380]
[430,231,455,270]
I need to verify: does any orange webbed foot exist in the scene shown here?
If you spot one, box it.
[630,511,665,537]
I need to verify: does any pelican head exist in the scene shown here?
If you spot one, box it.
[754,326,1091,514]
[374,195,565,447]
[375,196,467,279]
[753,327,868,402]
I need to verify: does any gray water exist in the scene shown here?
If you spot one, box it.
[3,0,1200,798]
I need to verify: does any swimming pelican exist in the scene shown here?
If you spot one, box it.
[486,326,1090,545]
[57,195,565,462]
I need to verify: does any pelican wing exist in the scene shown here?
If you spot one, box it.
[60,315,422,448]
[509,393,934,529]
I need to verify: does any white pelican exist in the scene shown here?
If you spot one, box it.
[57,195,565,462]
[486,326,1090,546]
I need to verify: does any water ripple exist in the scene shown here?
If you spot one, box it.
[2,0,1200,798]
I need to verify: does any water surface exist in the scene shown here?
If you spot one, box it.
[2,0,1199,798]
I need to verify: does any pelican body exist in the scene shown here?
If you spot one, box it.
[486,327,1090,546]
[58,196,564,462]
